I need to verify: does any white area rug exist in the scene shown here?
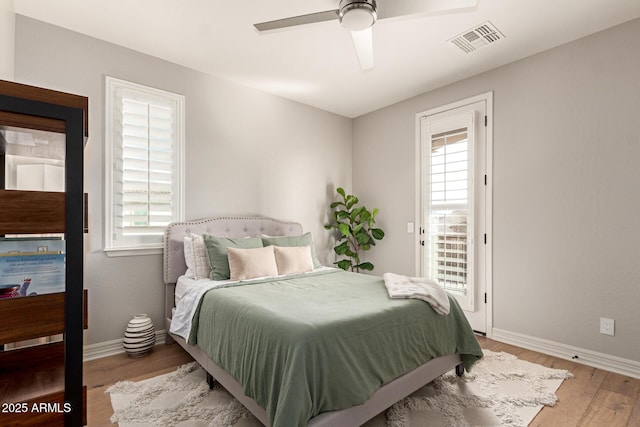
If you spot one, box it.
[107,350,572,427]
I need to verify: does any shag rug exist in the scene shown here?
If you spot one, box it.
[107,350,572,427]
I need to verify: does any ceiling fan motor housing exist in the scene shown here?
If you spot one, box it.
[339,0,378,31]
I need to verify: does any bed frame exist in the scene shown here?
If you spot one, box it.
[163,216,463,426]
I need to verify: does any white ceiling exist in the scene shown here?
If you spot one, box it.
[13,0,640,118]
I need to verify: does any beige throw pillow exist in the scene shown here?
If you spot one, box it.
[227,246,278,281]
[274,245,314,276]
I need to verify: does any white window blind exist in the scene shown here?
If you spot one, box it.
[105,77,184,255]
[428,127,470,294]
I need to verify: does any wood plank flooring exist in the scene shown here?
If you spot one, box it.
[84,337,640,426]
[478,337,640,427]
[85,344,193,427]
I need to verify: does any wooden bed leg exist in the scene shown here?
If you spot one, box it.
[206,372,215,389]
[455,363,465,377]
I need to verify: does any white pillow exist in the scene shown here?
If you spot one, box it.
[183,235,195,278]
[227,246,278,281]
[274,245,314,276]
[191,233,211,280]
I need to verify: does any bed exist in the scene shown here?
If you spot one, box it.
[163,216,483,426]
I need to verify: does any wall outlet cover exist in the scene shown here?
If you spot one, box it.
[600,317,615,336]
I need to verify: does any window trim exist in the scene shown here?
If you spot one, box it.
[104,76,185,257]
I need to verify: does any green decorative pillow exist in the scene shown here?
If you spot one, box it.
[203,235,264,280]
[261,232,321,268]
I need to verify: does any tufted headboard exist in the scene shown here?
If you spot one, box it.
[163,216,303,285]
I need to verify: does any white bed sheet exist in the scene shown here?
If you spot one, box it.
[175,275,208,306]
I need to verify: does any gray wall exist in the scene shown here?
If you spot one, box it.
[353,18,640,362]
[0,0,14,80]
[14,16,352,345]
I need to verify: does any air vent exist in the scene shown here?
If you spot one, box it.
[449,21,504,53]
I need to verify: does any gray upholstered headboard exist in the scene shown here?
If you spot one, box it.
[163,216,303,285]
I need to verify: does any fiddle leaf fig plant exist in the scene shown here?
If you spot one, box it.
[324,187,385,273]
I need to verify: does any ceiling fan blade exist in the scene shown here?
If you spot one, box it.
[350,28,374,72]
[377,0,478,20]
[254,9,339,32]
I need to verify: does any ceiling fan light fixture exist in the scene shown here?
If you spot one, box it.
[339,0,377,31]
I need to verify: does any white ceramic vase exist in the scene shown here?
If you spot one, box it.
[123,314,155,358]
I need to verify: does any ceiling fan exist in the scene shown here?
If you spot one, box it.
[254,0,478,72]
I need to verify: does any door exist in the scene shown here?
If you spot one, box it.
[417,94,491,334]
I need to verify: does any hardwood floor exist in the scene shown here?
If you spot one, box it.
[85,337,640,426]
[85,344,193,427]
[477,337,640,427]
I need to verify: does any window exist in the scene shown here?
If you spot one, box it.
[105,77,184,256]
[427,127,471,294]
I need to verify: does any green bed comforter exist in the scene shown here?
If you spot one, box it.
[188,269,482,426]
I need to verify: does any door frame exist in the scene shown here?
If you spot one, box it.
[414,91,493,337]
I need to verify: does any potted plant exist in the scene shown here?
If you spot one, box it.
[325,187,385,272]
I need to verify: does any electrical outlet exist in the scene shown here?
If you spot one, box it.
[600,317,615,336]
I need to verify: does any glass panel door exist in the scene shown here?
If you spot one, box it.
[419,96,490,334]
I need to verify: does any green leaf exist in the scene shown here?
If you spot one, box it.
[336,259,352,270]
[338,223,351,237]
[356,231,371,245]
[371,228,385,240]
[360,209,371,223]
[352,223,364,234]
[350,207,362,223]
[334,241,350,255]
[372,207,379,220]
[336,210,349,220]
[330,201,344,209]
[345,195,358,210]
[337,187,346,198]
[324,224,333,230]
[357,262,374,271]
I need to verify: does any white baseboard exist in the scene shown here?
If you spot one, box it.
[83,329,167,362]
[491,328,640,380]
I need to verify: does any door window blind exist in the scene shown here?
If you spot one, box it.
[428,127,470,294]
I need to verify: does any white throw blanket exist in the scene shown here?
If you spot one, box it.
[383,272,450,315]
